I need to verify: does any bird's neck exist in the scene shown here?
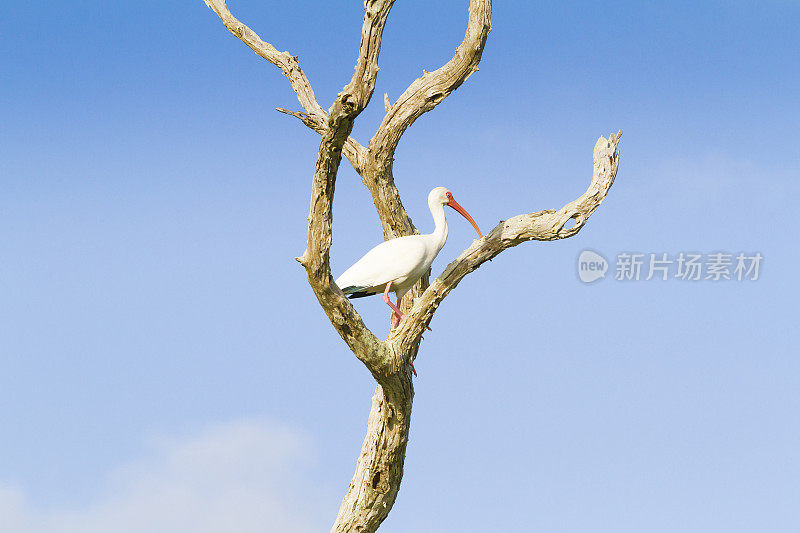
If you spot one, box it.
[429,202,448,253]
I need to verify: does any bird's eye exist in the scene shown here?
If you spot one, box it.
[446,192,452,198]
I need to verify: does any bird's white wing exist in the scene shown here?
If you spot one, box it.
[335,236,427,292]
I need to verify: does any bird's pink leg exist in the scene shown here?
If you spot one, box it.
[394,294,405,328]
[382,282,405,327]
[383,284,418,376]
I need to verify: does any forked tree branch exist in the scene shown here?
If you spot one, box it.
[356,0,492,244]
[276,107,365,171]
[390,132,622,358]
[262,0,494,247]
[203,0,402,373]
[357,0,493,306]
[295,0,396,375]
[204,2,620,531]
[203,0,367,172]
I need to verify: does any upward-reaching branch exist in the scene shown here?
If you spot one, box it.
[370,0,492,159]
[357,0,492,252]
[391,132,622,356]
[203,0,367,172]
[205,0,398,373]
[297,0,397,376]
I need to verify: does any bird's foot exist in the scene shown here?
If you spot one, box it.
[390,311,430,332]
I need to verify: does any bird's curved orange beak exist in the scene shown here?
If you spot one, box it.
[447,196,483,238]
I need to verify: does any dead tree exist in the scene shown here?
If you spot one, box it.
[203,1,620,530]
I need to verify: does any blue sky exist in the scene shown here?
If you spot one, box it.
[1,1,798,531]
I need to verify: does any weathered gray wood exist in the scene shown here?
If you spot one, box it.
[390,133,622,365]
[203,1,620,530]
[203,0,367,172]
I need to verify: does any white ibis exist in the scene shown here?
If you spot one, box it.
[335,187,483,332]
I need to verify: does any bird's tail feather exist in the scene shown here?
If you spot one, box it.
[340,285,374,299]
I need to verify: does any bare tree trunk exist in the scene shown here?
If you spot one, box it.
[203,1,620,530]
[332,377,413,532]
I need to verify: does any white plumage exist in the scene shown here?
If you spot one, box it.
[335,187,482,329]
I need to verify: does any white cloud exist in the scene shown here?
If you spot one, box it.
[0,419,332,533]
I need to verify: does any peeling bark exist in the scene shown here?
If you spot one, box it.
[332,377,413,532]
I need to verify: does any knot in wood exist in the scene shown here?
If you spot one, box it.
[330,307,345,325]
